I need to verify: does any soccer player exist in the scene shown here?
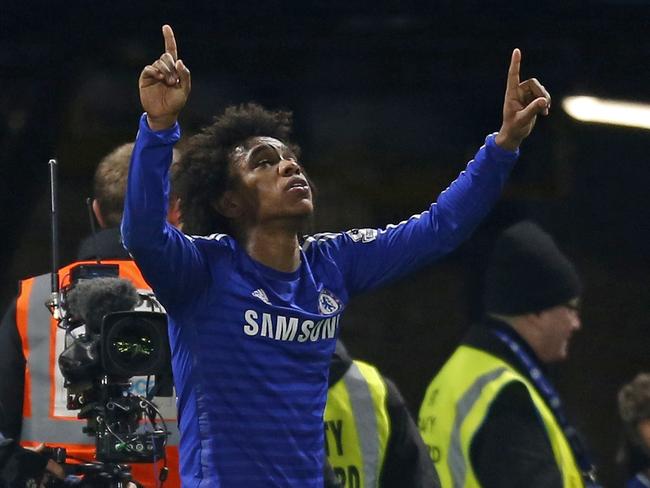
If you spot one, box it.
[122,24,550,487]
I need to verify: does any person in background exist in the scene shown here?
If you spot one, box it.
[618,373,650,488]
[324,341,439,487]
[419,221,600,487]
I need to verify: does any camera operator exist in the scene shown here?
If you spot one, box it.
[0,143,181,487]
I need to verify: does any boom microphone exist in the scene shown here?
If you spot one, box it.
[66,277,140,335]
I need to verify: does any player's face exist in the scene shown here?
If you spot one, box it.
[229,137,313,225]
[535,298,581,363]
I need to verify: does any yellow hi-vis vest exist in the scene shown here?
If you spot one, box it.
[324,360,391,488]
[418,345,584,488]
[16,260,180,488]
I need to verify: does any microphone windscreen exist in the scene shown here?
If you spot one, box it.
[67,277,140,334]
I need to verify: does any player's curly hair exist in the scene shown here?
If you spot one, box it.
[172,102,300,236]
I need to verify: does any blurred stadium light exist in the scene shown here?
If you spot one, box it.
[563,95,650,130]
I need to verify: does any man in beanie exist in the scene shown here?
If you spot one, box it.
[418,221,599,488]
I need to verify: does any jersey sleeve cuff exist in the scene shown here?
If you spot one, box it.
[485,132,520,162]
[138,113,181,145]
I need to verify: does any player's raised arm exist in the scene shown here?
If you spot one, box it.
[123,25,208,311]
[495,48,551,151]
[327,50,550,295]
[139,24,191,131]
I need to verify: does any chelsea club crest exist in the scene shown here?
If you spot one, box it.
[318,289,340,315]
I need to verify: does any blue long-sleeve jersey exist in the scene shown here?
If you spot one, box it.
[122,114,518,487]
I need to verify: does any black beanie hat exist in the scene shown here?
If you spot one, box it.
[483,221,582,315]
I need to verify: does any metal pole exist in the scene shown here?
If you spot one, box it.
[49,158,59,292]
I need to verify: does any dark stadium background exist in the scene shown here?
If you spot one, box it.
[1,2,648,485]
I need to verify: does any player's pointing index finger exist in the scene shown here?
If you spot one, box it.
[505,48,521,96]
[162,24,178,61]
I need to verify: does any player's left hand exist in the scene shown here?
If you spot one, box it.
[495,49,551,151]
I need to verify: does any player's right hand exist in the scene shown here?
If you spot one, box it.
[139,24,191,131]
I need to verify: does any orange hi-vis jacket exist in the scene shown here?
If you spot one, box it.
[17,259,180,487]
